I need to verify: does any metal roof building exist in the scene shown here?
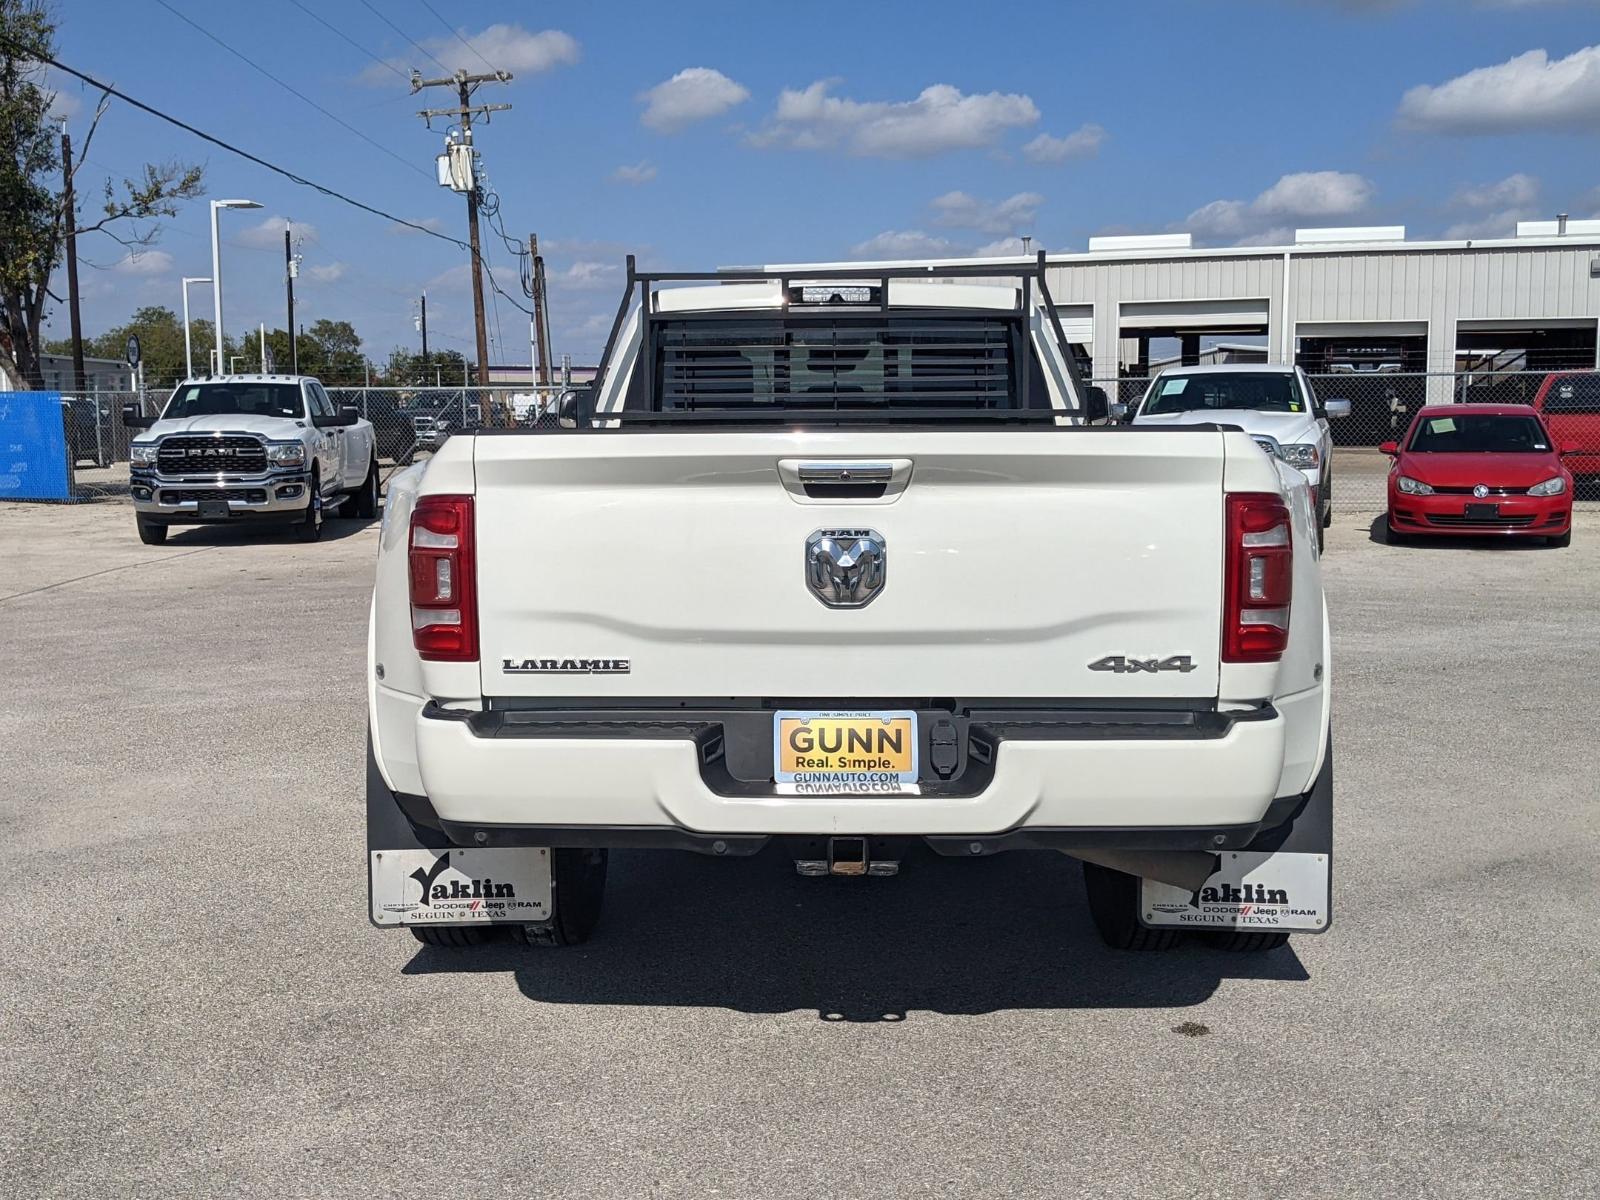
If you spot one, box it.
[768,221,1600,403]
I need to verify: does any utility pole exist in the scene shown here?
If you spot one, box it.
[420,292,429,359]
[60,123,85,394]
[412,68,512,387]
[284,227,298,374]
[530,232,551,387]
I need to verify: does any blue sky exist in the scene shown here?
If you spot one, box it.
[42,0,1600,366]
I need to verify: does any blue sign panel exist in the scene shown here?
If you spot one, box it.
[0,391,72,502]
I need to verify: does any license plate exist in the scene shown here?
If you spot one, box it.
[773,710,919,795]
[1464,502,1498,519]
[198,499,230,519]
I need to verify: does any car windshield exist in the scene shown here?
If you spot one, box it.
[163,383,303,420]
[1408,413,1550,453]
[1142,372,1306,416]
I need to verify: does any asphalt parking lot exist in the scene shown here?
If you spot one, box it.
[2,502,1596,1199]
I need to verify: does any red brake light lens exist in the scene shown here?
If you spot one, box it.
[409,494,477,662]
[1223,493,1292,663]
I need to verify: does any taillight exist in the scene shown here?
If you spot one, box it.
[409,494,477,662]
[1223,493,1292,663]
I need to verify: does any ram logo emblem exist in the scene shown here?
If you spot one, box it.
[805,528,887,608]
[1089,655,1198,674]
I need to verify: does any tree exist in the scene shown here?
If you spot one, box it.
[383,346,468,386]
[295,318,365,383]
[44,305,236,384]
[0,0,204,385]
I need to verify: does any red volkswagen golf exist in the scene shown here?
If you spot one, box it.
[1383,404,1574,547]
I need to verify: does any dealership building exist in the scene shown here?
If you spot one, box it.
[1039,220,1600,395]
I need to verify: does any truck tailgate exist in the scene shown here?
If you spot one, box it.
[472,430,1226,700]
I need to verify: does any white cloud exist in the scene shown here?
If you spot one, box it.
[235,215,319,250]
[1184,171,1375,242]
[425,264,473,293]
[1022,123,1106,164]
[610,161,658,185]
[360,25,579,84]
[1453,172,1541,209]
[1398,45,1600,133]
[751,80,1039,158]
[970,237,1041,257]
[558,261,622,290]
[305,263,347,284]
[848,230,958,259]
[931,191,1044,234]
[111,250,174,277]
[639,68,749,132]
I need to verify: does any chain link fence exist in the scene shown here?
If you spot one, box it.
[48,372,1599,511]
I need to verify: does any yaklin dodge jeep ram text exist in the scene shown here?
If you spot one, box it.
[366,257,1334,952]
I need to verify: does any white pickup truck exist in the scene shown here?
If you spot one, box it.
[367,258,1333,954]
[125,374,379,544]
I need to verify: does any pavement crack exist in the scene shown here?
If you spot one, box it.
[0,546,216,604]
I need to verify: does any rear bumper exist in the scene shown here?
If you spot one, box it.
[410,701,1289,838]
[1388,491,1570,536]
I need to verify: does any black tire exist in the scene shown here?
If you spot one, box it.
[1082,860,1181,951]
[294,469,323,542]
[355,457,379,519]
[1547,528,1572,549]
[1316,522,1326,554]
[512,848,608,947]
[410,924,495,948]
[1199,929,1292,953]
[135,515,168,545]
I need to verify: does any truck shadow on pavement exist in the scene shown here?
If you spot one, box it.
[402,847,1310,1021]
[156,515,378,545]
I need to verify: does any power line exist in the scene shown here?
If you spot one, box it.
[415,0,500,74]
[152,0,431,183]
[5,37,532,315]
[355,0,449,73]
[282,0,408,83]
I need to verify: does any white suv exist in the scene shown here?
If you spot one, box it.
[1126,364,1349,538]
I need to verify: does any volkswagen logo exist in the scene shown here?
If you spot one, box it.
[805,529,886,608]
[1472,483,1490,499]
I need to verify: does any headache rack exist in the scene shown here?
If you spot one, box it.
[583,250,1092,427]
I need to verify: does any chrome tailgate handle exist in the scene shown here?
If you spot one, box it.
[779,459,913,503]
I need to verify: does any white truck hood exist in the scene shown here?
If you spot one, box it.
[1134,408,1317,445]
[137,413,308,442]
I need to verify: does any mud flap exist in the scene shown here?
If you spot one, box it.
[366,734,552,928]
[1138,739,1334,934]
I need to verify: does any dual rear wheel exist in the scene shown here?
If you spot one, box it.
[1081,860,1291,954]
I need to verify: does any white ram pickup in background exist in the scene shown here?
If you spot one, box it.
[125,374,379,544]
[1125,363,1351,542]
[367,258,1334,954]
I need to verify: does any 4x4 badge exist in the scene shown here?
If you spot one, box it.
[1088,655,1198,674]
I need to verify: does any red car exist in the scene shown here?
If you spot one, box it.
[1382,404,1574,547]
[1530,371,1600,490]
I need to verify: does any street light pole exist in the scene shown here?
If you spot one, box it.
[181,276,211,378]
[210,198,263,376]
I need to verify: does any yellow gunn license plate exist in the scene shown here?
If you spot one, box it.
[773,710,920,795]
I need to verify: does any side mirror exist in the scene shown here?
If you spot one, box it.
[1560,441,1581,456]
[1325,398,1352,420]
[340,405,361,421]
[1083,386,1109,423]
[558,388,592,430]
[1378,441,1399,456]
[1108,402,1128,423]
[121,402,153,430]
[314,410,359,428]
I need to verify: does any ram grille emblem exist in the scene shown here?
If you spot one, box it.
[805,528,887,608]
[1089,655,1198,674]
